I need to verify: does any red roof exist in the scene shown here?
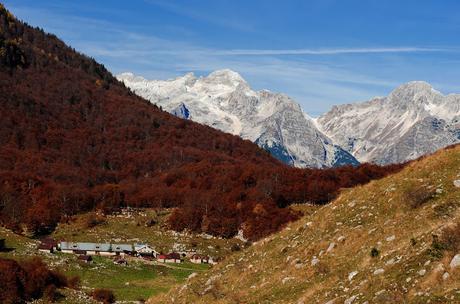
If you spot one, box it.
[191,254,209,260]
[166,252,181,259]
[38,243,54,250]
[40,238,58,246]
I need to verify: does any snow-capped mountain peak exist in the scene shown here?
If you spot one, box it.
[205,69,247,87]
[317,81,460,164]
[117,70,359,168]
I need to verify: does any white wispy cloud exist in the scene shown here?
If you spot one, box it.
[7,2,460,115]
[93,46,447,58]
[143,0,256,32]
[212,47,448,56]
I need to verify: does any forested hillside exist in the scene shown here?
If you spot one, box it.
[0,4,403,240]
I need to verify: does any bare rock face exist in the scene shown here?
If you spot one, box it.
[117,70,358,169]
[449,254,460,269]
[317,81,460,164]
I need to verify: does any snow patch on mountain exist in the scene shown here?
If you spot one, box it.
[117,70,359,168]
[317,81,460,164]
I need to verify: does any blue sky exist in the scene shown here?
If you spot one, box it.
[5,0,460,115]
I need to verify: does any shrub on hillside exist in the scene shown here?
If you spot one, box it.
[314,261,330,275]
[68,275,81,289]
[92,288,116,304]
[0,257,71,303]
[428,234,445,260]
[230,243,241,252]
[404,185,436,208]
[440,223,460,252]
[370,247,380,258]
[83,213,106,229]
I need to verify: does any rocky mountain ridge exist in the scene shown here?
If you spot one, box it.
[117,70,359,168]
[318,81,460,164]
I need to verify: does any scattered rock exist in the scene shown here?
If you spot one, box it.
[453,180,460,188]
[373,268,384,275]
[282,277,294,284]
[202,284,213,294]
[348,270,358,281]
[385,258,396,265]
[442,272,450,280]
[188,272,197,280]
[386,235,396,242]
[375,289,386,296]
[311,257,320,266]
[368,228,377,235]
[327,242,336,253]
[433,263,444,273]
[344,295,357,304]
[337,236,346,242]
[418,269,426,276]
[449,254,460,269]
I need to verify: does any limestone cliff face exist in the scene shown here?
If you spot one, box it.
[118,70,358,168]
[318,81,460,164]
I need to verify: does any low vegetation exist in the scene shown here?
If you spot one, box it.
[150,144,460,303]
[51,209,243,257]
[0,256,71,303]
[91,288,116,304]
[0,208,226,302]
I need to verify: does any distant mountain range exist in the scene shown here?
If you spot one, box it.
[318,81,460,164]
[119,72,460,167]
[117,70,359,168]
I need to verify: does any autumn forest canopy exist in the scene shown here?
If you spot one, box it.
[0,4,404,240]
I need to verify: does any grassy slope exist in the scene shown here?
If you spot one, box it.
[150,145,460,304]
[0,209,243,302]
[51,209,244,257]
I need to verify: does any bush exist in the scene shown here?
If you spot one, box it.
[92,288,115,304]
[433,200,457,218]
[230,243,241,252]
[314,261,330,275]
[370,247,380,258]
[427,223,460,260]
[43,284,57,301]
[404,185,436,208]
[0,257,71,303]
[144,218,157,227]
[440,223,460,252]
[83,213,106,229]
[427,234,445,260]
[68,276,81,289]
